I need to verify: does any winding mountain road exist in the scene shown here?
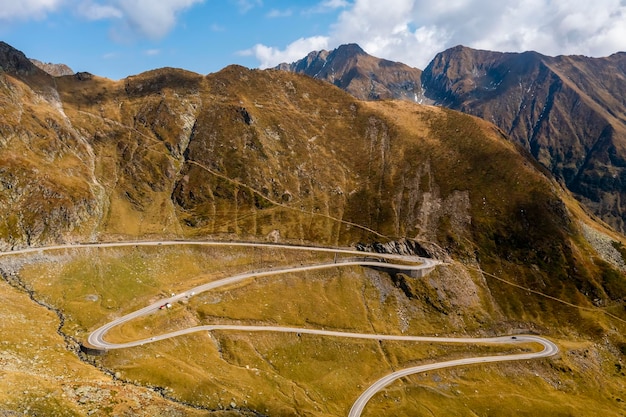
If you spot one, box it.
[0,240,558,416]
[348,334,558,417]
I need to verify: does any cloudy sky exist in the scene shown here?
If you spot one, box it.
[1,0,625,79]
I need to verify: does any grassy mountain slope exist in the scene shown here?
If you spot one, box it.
[1,41,625,415]
[278,43,626,238]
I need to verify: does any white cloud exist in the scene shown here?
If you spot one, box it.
[249,0,626,69]
[103,0,205,39]
[235,0,262,14]
[305,0,350,14]
[78,2,122,20]
[0,0,204,40]
[321,0,349,8]
[331,0,433,67]
[239,36,330,69]
[267,8,292,18]
[0,0,206,40]
[144,48,160,56]
[0,0,65,21]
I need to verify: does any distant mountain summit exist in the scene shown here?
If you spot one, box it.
[281,42,626,233]
[30,59,74,77]
[0,41,73,78]
[422,45,626,233]
[276,43,424,101]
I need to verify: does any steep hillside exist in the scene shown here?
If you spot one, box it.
[1,41,626,416]
[421,45,626,234]
[276,43,424,101]
[0,42,103,249]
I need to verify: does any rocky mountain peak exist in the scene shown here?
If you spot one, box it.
[30,58,74,77]
[422,46,545,107]
[331,43,366,58]
[0,41,42,76]
[276,43,424,101]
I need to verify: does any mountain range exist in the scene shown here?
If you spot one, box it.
[279,44,626,236]
[1,40,626,416]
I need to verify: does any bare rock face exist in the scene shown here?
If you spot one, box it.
[355,238,432,257]
[30,59,74,77]
[276,43,424,102]
[0,42,43,76]
[0,41,72,78]
[421,45,626,233]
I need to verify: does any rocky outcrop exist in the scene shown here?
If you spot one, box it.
[0,41,43,76]
[356,239,432,257]
[30,59,74,77]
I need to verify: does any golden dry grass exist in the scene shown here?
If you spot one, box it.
[7,244,626,416]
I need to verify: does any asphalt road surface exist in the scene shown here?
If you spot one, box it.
[0,240,557,417]
[348,335,558,417]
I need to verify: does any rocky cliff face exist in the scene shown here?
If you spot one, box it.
[276,43,424,101]
[0,42,102,250]
[0,41,43,76]
[421,45,626,233]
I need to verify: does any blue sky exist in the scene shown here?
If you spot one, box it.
[2,0,626,80]
[0,1,340,79]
